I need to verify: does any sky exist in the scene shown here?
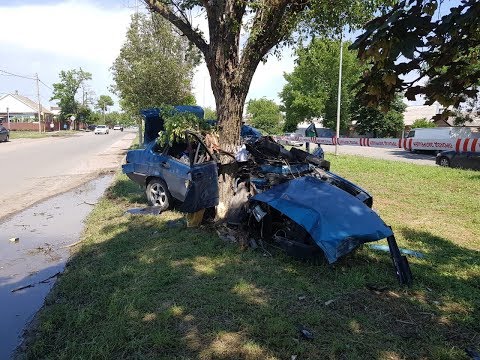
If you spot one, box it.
[0,0,297,112]
[0,0,459,113]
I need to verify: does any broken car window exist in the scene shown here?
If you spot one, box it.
[186,133,211,165]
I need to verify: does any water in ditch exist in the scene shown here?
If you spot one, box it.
[0,175,114,359]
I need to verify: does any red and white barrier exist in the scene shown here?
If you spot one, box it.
[273,135,480,153]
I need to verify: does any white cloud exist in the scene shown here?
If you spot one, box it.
[1,1,296,111]
[0,0,131,65]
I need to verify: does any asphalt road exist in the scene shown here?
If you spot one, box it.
[0,130,135,220]
[317,144,437,165]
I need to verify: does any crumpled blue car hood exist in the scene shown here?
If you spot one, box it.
[252,176,393,263]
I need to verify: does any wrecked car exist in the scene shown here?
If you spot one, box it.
[123,106,412,285]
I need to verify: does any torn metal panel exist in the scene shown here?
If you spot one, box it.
[179,162,219,213]
[251,176,393,263]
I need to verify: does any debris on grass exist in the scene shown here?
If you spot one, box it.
[298,325,314,340]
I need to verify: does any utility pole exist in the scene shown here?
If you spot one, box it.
[6,107,10,130]
[335,35,343,156]
[35,73,42,133]
[135,0,144,147]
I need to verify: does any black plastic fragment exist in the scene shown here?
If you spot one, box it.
[387,235,413,286]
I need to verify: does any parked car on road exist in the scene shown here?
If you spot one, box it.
[113,125,124,131]
[436,151,480,171]
[0,125,9,142]
[94,125,109,135]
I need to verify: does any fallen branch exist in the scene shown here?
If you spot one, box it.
[61,240,83,248]
[396,319,416,325]
[39,272,61,284]
[11,284,35,293]
[77,201,97,206]
[11,272,61,292]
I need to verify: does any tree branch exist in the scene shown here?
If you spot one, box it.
[145,0,209,55]
[238,1,307,85]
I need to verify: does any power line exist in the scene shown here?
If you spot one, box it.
[0,69,36,80]
[0,70,53,92]
[39,79,53,91]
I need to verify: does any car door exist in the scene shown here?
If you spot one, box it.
[0,126,6,141]
[179,132,219,213]
[144,140,190,201]
[465,152,480,170]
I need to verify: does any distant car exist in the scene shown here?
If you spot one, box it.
[113,125,123,131]
[87,124,96,131]
[94,125,109,135]
[436,151,480,171]
[280,133,304,147]
[0,125,9,142]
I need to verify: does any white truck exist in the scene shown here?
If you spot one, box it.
[405,127,479,153]
[406,127,472,140]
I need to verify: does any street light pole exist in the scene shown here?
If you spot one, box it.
[335,35,343,156]
[35,73,42,133]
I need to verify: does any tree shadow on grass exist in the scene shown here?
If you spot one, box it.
[20,202,480,359]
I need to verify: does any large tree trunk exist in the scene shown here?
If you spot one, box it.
[207,52,256,218]
[213,84,247,218]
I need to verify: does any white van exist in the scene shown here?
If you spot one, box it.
[406,127,472,140]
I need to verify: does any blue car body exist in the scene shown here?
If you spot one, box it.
[252,176,392,263]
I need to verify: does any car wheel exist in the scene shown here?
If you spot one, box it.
[146,178,172,211]
[439,157,450,167]
[5,135,9,142]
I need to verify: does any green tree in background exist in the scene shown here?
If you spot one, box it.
[204,107,217,120]
[351,0,479,117]
[96,95,114,123]
[411,118,436,128]
[50,68,92,121]
[111,13,199,115]
[247,98,283,135]
[281,39,363,133]
[353,94,406,137]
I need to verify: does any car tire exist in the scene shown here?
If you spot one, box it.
[439,157,450,167]
[5,135,9,142]
[146,178,172,211]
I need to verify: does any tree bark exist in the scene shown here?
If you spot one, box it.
[212,81,247,218]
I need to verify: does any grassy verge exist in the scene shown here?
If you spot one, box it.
[9,130,79,139]
[24,155,479,359]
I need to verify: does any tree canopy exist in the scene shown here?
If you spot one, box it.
[352,94,406,137]
[111,12,199,115]
[96,95,114,113]
[50,68,92,121]
[411,118,436,129]
[144,0,382,148]
[351,0,480,117]
[281,38,362,133]
[246,98,283,135]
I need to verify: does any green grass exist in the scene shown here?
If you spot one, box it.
[23,155,480,359]
[9,130,79,139]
